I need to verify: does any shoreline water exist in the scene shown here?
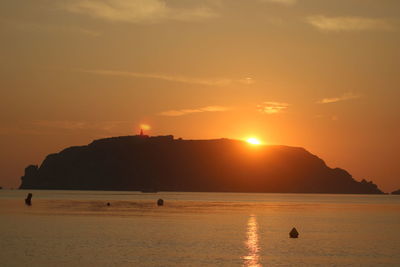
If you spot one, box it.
[1,190,400,266]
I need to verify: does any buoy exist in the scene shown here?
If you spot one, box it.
[157,199,164,206]
[289,227,299,238]
[106,202,111,206]
[25,193,33,206]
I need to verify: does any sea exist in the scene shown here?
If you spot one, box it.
[1,190,399,266]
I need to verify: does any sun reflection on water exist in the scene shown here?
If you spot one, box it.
[242,214,261,267]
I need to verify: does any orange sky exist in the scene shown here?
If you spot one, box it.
[0,0,399,192]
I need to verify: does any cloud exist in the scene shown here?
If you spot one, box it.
[0,120,135,136]
[238,77,255,85]
[257,102,289,114]
[317,92,361,104]
[78,69,253,86]
[159,105,229,116]
[0,126,44,136]
[0,18,100,37]
[61,0,218,23]
[30,120,132,132]
[259,0,297,6]
[32,120,87,130]
[307,15,395,32]
[315,114,339,121]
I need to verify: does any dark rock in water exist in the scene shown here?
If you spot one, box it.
[19,135,384,194]
[391,189,400,195]
[290,227,299,238]
[157,199,164,206]
[25,193,33,206]
[21,165,39,189]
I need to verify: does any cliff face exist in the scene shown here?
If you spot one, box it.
[20,135,383,194]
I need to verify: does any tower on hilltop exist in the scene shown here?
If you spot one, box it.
[139,128,149,138]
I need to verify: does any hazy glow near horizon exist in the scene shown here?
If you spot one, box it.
[246,138,262,146]
[140,124,151,131]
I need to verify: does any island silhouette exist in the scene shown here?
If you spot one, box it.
[20,134,383,194]
[392,189,400,195]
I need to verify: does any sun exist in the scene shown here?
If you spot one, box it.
[140,124,151,130]
[246,137,261,145]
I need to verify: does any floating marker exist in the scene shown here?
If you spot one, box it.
[289,227,299,238]
[157,199,164,206]
[25,193,33,206]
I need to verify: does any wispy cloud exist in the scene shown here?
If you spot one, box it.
[32,120,88,130]
[0,18,100,37]
[238,77,255,85]
[317,92,361,104]
[0,126,44,136]
[61,0,218,23]
[257,102,289,114]
[259,0,297,6]
[0,120,133,136]
[31,120,132,132]
[78,69,253,86]
[307,15,395,32]
[159,105,229,116]
[315,114,339,121]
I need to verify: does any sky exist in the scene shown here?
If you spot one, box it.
[0,0,399,192]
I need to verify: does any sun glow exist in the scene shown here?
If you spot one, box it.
[140,124,151,130]
[246,137,261,145]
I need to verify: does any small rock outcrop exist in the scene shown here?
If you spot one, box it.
[25,193,33,206]
[289,227,299,238]
[391,189,400,195]
[21,165,39,189]
[157,199,164,206]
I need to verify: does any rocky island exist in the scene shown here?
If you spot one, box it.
[391,189,400,195]
[20,135,383,194]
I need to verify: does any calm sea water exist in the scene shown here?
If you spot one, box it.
[1,190,399,266]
